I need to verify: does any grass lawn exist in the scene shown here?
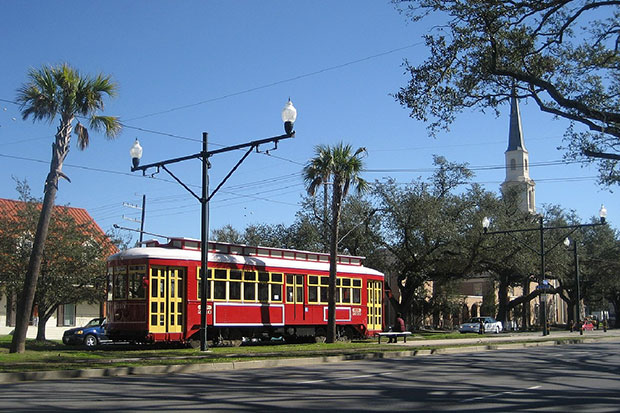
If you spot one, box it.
[0,331,497,373]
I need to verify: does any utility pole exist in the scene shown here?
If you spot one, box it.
[122,195,146,244]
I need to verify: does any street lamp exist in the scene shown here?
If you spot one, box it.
[129,100,297,351]
[482,206,608,336]
[563,237,582,334]
[282,99,297,135]
[130,139,143,168]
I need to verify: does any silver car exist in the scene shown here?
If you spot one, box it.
[459,317,503,334]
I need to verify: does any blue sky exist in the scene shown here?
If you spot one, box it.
[0,1,615,245]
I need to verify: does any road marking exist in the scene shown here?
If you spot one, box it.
[462,385,541,402]
[298,372,394,384]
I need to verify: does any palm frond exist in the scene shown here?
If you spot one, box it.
[89,115,122,139]
[75,122,89,150]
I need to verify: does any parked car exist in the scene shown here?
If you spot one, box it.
[459,317,503,334]
[62,317,108,348]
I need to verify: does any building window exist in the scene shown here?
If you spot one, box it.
[57,303,76,327]
[510,158,516,170]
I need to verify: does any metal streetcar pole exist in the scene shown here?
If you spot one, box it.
[129,100,297,352]
[200,132,209,351]
[539,216,548,336]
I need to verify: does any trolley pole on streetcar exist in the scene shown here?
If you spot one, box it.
[482,206,607,336]
[129,100,297,351]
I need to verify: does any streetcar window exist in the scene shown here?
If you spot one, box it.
[271,273,283,283]
[320,286,328,303]
[243,271,257,302]
[353,288,361,304]
[271,284,282,302]
[197,268,212,300]
[296,286,303,303]
[214,269,227,279]
[113,267,127,300]
[286,274,294,284]
[106,267,113,301]
[309,275,318,285]
[308,285,318,302]
[258,272,269,282]
[128,265,146,299]
[244,282,256,301]
[228,270,242,301]
[296,275,303,285]
[320,277,328,286]
[214,279,226,300]
[342,288,351,304]
[229,281,241,300]
[244,271,256,281]
[151,302,157,313]
[287,285,294,302]
[258,283,269,302]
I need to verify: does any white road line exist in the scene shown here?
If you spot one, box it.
[298,372,394,384]
[462,385,542,402]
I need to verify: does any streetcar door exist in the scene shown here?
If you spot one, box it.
[286,274,305,323]
[366,280,382,331]
[149,266,185,334]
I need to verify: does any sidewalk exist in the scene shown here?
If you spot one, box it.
[388,328,620,347]
[2,329,619,384]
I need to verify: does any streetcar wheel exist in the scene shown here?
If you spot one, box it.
[84,334,98,348]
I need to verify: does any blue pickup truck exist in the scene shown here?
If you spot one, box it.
[62,317,109,348]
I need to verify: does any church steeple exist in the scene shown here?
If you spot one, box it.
[502,90,536,213]
[507,93,526,151]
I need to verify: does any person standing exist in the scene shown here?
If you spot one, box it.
[389,313,406,343]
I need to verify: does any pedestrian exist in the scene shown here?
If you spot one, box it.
[478,318,485,335]
[389,313,405,343]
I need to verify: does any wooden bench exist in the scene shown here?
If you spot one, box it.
[377,331,412,344]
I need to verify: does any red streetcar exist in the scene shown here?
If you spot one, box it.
[106,237,384,345]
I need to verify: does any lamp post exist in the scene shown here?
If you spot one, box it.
[564,237,582,334]
[130,100,297,351]
[482,205,607,336]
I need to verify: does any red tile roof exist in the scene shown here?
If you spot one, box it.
[0,198,118,255]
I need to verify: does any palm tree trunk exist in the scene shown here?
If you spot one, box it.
[10,184,58,352]
[326,180,343,343]
[323,181,329,253]
[10,116,71,353]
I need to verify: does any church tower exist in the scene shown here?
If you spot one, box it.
[501,93,536,213]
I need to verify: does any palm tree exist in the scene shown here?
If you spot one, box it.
[303,145,332,252]
[303,143,367,343]
[10,64,121,353]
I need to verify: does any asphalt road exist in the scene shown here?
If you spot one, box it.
[2,341,619,412]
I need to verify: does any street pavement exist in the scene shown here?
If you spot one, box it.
[2,339,620,411]
[1,328,619,384]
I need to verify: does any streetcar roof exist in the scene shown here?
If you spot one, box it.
[107,246,384,277]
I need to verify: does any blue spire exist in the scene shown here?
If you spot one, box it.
[507,91,526,152]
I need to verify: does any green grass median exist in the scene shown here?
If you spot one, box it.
[0,332,588,374]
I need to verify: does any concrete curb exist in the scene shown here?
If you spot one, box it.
[2,334,619,384]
